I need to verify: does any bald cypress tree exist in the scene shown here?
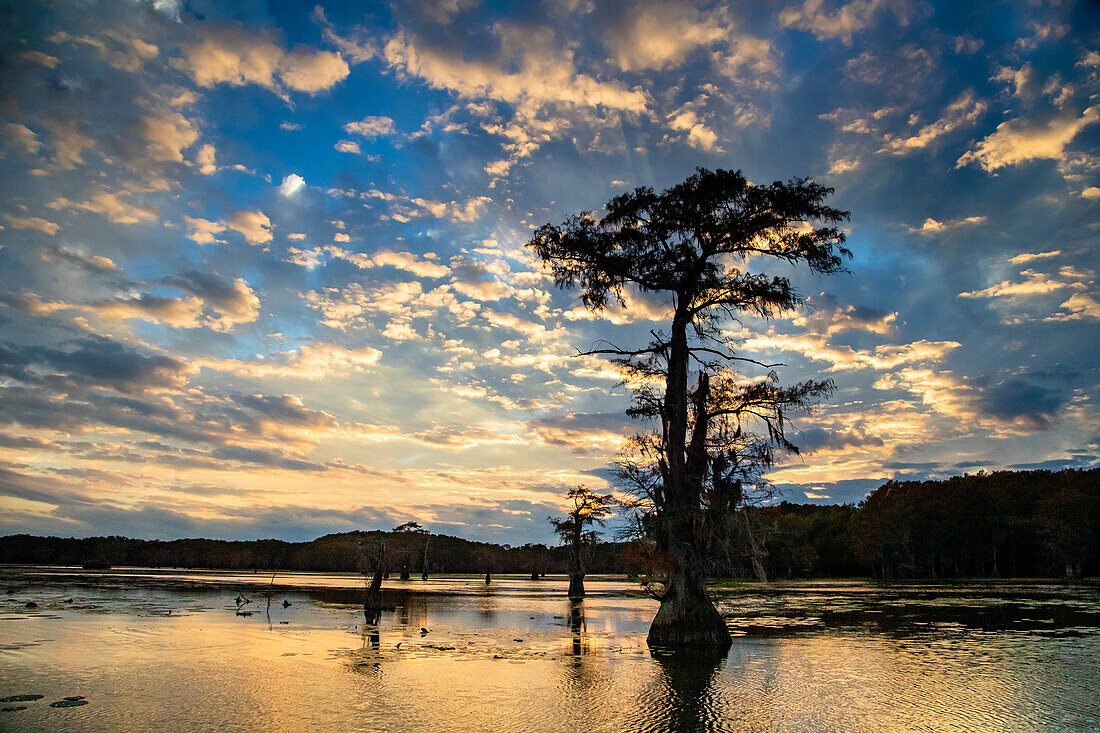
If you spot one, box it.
[529,168,849,650]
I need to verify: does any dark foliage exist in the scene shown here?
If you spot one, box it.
[2,469,1095,578]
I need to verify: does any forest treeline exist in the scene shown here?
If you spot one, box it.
[2,469,1096,579]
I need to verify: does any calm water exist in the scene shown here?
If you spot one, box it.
[1,568,1098,732]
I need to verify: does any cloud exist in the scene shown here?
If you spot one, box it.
[48,27,158,72]
[779,0,912,44]
[526,412,632,454]
[20,50,60,68]
[384,25,647,113]
[38,245,117,271]
[792,294,898,335]
[44,119,94,170]
[226,209,273,244]
[795,425,884,453]
[906,215,986,235]
[196,143,216,175]
[48,187,158,224]
[449,256,513,301]
[959,269,1082,299]
[4,213,60,235]
[978,379,1066,429]
[161,271,260,331]
[740,331,961,372]
[344,116,395,137]
[957,106,1100,172]
[278,173,306,197]
[276,48,351,93]
[175,27,349,95]
[404,0,478,24]
[334,140,361,154]
[140,108,199,163]
[198,342,382,379]
[1008,250,1060,265]
[881,90,986,154]
[5,123,42,154]
[992,64,1039,101]
[184,216,226,245]
[0,337,194,393]
[604,1,730,72]
[1048,292,1100,321]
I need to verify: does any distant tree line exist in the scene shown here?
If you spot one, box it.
[2,469,1096,579]
[712,468,1098,579]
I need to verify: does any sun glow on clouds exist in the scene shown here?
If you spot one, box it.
[1,0,1098,541]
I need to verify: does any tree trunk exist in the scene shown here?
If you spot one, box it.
[569,518,585,598]
[646,313,730,651]
[364,541,385,624]
[568,573,585,598]
[647,561,731,649]
[421,537,430,580]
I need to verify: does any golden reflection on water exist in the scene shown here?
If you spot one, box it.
[1,573,1098,731]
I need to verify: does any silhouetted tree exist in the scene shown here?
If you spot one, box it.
[529,168,848,649]
[549,486,617,597]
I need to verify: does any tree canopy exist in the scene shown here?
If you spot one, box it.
[529,167,850,649]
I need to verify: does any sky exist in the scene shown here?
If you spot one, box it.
[0,0,1098,545]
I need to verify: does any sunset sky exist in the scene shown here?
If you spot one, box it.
[1,0,1098,544]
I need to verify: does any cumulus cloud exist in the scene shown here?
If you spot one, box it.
[906,215,986,235]
[334,140,361,154]
[278,173,306,197]
[779,0,912,44]
[161,271,260,332]
[140,108,199,163]
[277,48,351,93]
[1048,292,1100,321]
[195,143,216,175]
[959,269,1083,299]
[48,187,157,224]
[5,123,42,154]
[175,27,349,96]
[4,213,60,235]
[604,1,730,71]
[0,337,194,393]
[881,90,986,154]
[384,25,646,113]
[792,293,898,335]
[957,106,1100,172]
[978,379,1066,429]
[183,216,226,245]
[226,209,273,244]
[344,116,395,137]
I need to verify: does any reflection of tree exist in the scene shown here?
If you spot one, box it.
[395,591,428,629]
[569,599,588,656]
[651,650,724,731]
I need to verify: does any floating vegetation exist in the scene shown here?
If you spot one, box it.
[0,694,43,702]
[49,698,88,708]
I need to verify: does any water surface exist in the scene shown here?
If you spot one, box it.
[2,568,1098,731]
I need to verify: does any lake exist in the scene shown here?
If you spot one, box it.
[2,567,1098,731]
